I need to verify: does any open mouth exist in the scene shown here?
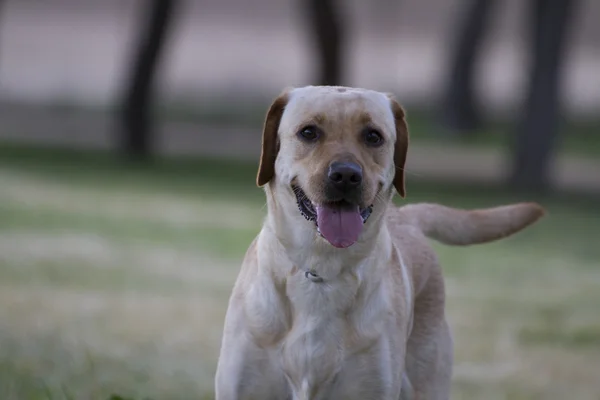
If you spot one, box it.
[292,185,373,248]
[292,186,373,225]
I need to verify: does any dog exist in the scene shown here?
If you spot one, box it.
[215,85,544,399]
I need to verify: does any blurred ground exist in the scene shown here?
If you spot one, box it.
[0,147,599,399]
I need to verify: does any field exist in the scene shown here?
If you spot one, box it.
[0,145,599,399]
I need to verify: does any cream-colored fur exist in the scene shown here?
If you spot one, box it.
[215,86,544,400]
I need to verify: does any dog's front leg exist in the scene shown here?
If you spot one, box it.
[215,336,287,399]
[215,266,292,400]
[215,309,289,400]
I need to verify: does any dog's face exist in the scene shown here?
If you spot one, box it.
[257,86,409,249]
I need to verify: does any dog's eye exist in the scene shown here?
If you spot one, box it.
[298,126,320,142]
[364,129,384,146]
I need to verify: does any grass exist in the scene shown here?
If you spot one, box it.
[0,145,599,399]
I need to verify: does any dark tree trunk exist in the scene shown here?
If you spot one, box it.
[304,0,345,86]
[509,0,577,192]
[440,0,497,135]
[120,0,178,159]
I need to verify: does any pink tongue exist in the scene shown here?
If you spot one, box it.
[316,204,363,248]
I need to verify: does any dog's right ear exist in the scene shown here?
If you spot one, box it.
[256,89,291,187]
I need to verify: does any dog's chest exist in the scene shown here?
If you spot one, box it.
[279,272,401,399]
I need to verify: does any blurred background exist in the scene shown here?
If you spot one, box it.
[0,0,599,399]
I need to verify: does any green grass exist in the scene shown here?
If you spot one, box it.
[0,145,599,399]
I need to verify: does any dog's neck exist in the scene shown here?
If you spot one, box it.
[260,184,394,282]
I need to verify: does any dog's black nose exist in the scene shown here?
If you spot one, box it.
[328,161,362,192]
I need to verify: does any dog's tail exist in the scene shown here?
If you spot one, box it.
[395,202,545,246]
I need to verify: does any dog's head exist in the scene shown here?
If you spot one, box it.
[257,86,409,249]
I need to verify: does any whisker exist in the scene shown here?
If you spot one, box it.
[259,201,268,212]
[395,165,424,178]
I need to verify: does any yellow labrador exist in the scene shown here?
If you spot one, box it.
[215,86,544,399]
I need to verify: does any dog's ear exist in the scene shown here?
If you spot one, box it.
[387,94,409,198]
[256,89,291,187]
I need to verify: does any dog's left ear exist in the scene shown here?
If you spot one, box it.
[386,94,410,198]
[256,89,291,187]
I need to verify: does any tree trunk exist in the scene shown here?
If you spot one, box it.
[509,0,576,192]
[304,0,345,86]
[439,0,497,135]
[120,0,178,159]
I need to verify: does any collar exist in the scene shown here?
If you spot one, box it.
[304,269,324,283]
